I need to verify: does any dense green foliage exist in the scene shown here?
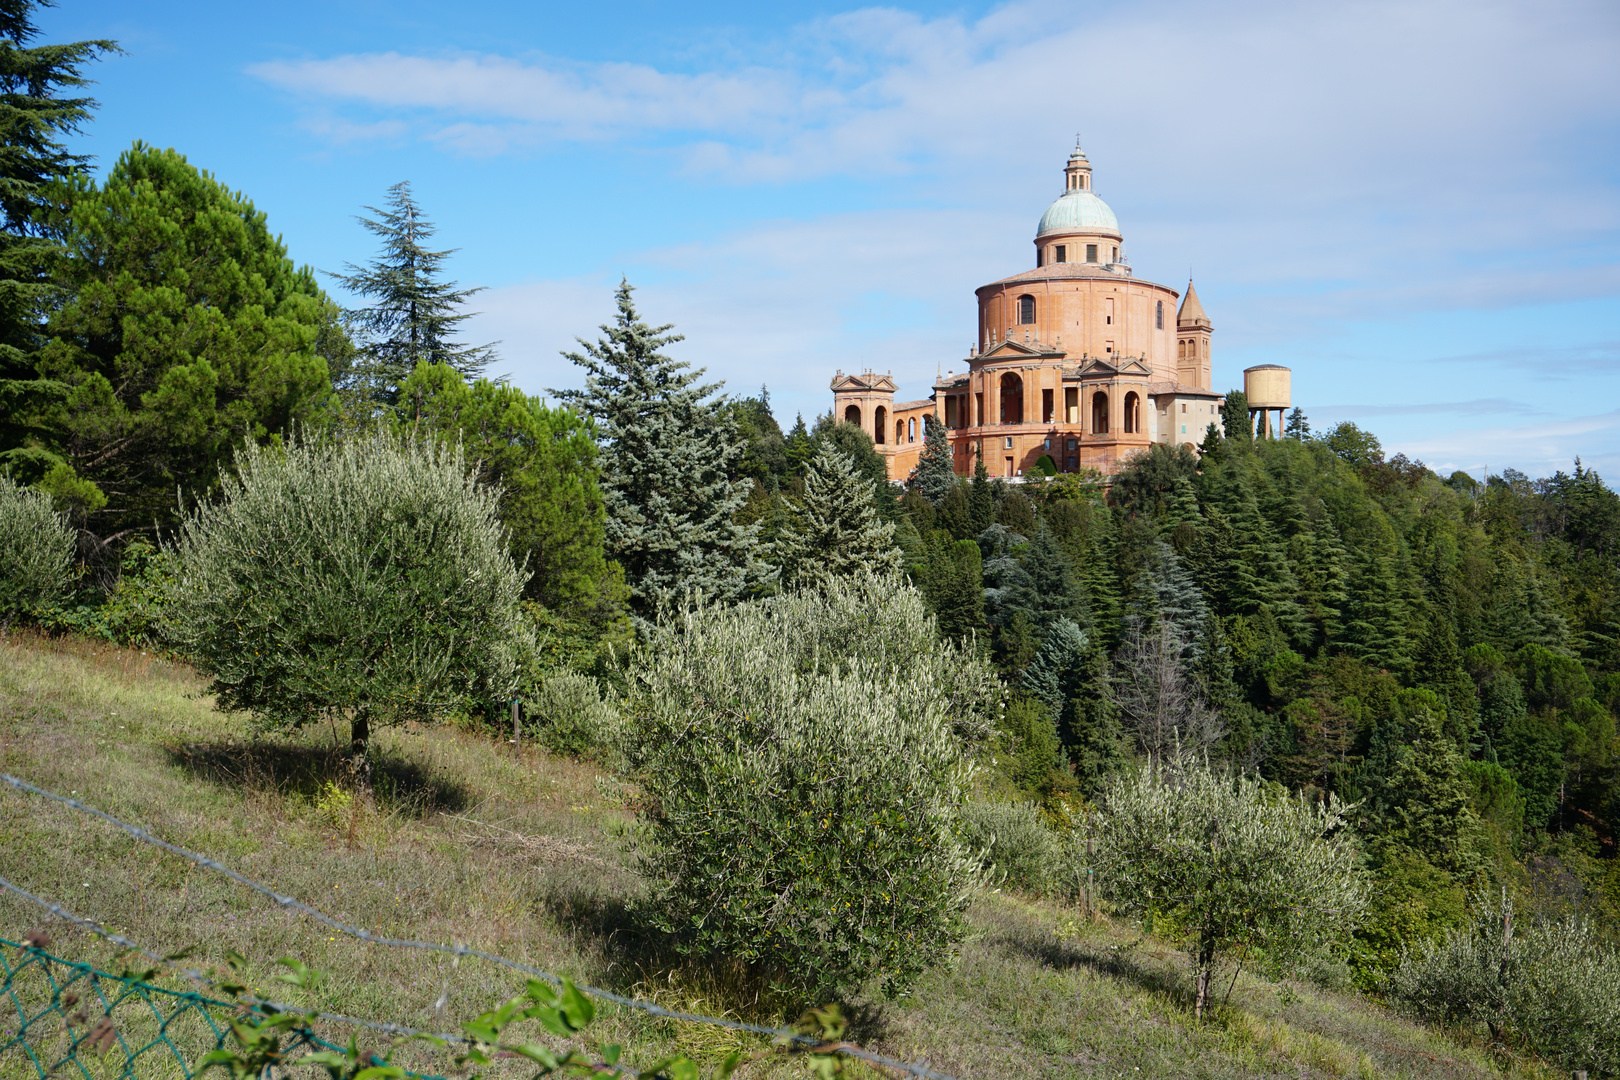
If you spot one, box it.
[0,472,71,618]
[393,360,624,626]
[30,144,333,548]
[163,432,532,757]
[779,441,901,587]
[621,574,997,1004]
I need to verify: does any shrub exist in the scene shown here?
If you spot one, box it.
[0,476,74,622]
[164,432,532,762]
[624,573,997,1005]
[1089,763,1366,1018]
[527,672,619,758]
[959,801,1060,893]
[1389,893,1620,1074]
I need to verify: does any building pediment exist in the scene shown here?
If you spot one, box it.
[830,370,897,393]
[978,338,1064,361]
[1071,355,1152,379]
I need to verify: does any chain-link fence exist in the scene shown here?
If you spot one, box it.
[0,936,444,1080]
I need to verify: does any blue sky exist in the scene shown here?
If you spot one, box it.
[43,0,1620,480]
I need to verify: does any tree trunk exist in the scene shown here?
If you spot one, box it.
[1194,963,1211,1020]
[350,711,371,785]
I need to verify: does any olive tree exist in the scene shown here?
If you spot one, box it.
[1389,892,1620,1075]
[1088,763,1366,1018]
[622,573,999,1005]
[0,476,75,622]
[164,432,532,766]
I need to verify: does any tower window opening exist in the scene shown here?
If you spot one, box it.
[874,405,887,444]
[1124,392,1140,434]
[908,417,916,442]
[1080,175,1087,190]
[1086,244,1098,263]
[1036,249,1043,268]
[1055,245,1066,263]
[896,419,904,444]
[1091,391,1109,434]
[1017,295,1036,325]
[1156,300,1164,329]
[844,404,861,427]
[1111,246,1118,261]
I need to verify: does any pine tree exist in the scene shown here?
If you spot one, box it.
[783,412,814,476]
[0,6,116,484]
[331,181,496,401]
[1343,540,1417,674]
[1285,407,1310,439]
[1020,616,1125,785]
[1130,539,1211,660]
[969,448,993,535]
[908,414,956,502]
[781,441,902,587]
[556,281,768,621]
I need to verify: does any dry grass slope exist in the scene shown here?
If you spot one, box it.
[0,632,1557,1079]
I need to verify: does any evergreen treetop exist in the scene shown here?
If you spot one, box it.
[781,440,902,587]
[330,181,496,399]
[555,280,769,622]
[909,413,957,503]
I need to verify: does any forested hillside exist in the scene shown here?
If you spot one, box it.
[2,2,1618,1075]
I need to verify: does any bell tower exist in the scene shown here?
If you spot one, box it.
[1176,280,1213,390]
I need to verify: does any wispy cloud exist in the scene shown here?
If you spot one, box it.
[1311,399,1546,420]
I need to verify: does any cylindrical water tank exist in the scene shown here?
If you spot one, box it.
[1243,365,1291,409]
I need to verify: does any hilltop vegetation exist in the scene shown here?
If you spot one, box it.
[0,2,1618,1074]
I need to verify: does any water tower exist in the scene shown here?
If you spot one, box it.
[1243,364,1291,439]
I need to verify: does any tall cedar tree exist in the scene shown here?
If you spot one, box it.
[781,441,902,587]
[36,145,332,552]
[909,414,957,502]
[0,3,115,484]
[330,181,495,401]
[969,449,993,534]
[555,281,768,622]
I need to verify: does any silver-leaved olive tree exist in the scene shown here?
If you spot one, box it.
[165,432,532,767]
[0,476,75,623]
[1090,763,1367,1019]
[623,573,1000,1006]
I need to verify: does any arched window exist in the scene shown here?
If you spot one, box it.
[999,372,1024,424]
[1156,301,1164,329]
[1017,294,1036,325]
[1091,391,1109,434]
[874,406,887,444]
[908,417,917,442]
[896,419,904,444]
[1177,339,1186,360]
[1123,391,1140,434]
[844,404,861,427]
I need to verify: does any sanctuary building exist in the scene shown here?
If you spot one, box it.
[832,143,1225,481]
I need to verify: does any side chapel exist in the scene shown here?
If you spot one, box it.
[832,142,1226,481]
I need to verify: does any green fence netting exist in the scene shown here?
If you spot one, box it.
[0,937,445,1080]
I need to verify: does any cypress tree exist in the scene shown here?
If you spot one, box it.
[908,414,956,502]
[556,281,768,622]
[1221,390,1251,443]
[969,448,993,535]
[781,441,902,587]
[916,532,984,643]
[330,181,496,401]
[0,5,116,485]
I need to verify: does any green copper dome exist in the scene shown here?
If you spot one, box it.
[1036,190,1120,238]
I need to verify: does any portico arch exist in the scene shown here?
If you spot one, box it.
[999,372,1024,423]
[1123,391,1140,434]
[874,405,887,444]
[844,404,861,427]
[1091,391,1109,434]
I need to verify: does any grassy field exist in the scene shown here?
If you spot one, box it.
[0,631,1555,1079]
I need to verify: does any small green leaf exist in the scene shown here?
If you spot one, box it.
[559,979,595,1029]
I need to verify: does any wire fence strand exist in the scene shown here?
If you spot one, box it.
[0,771,956,1080]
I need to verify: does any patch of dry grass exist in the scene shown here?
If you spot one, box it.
[0,631,1555,1079]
